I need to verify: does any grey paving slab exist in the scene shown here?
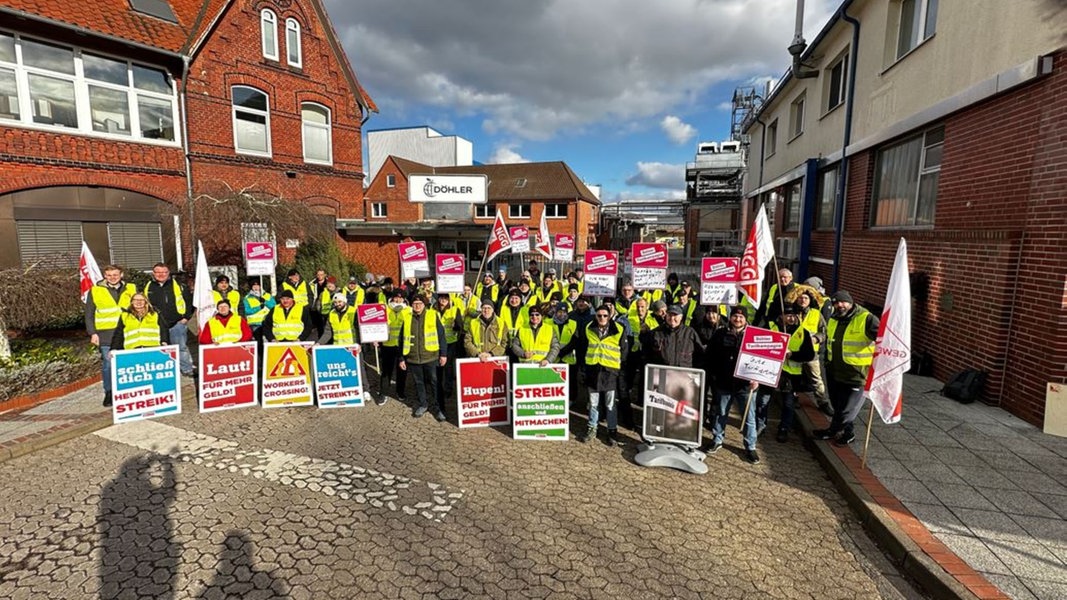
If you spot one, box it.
[948,464,1019,491]
[1031,493,1067,519]
[906,461,967,485]
[1010,515,1067,550]
[983,574,1038,600]
[925,481,998,511]
[900,501,969,535]
[880,477,941,505]
[988,541,1067,584]
[937,533,1012,575]
[1001,471,1067,497]
[865,457,916,480]
[950,508,1033,544]
[1027,579,1067,600]
[972,449,1043,473]
[976,489,1063,519]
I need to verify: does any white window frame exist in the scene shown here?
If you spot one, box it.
[231,85,271,157]
[300,102,332,165]
[509,203,531,220]
[0,30,179,146]
[789,93,805,140]
[824,52,848,113]
[871,126,944,228]
[386,174,396,188]
[765,119,778,158]
[286,18,302,68]
[896,0,938,60]
[474,204,492,219]
[261,10,278,61]
[544,203,568,219]
[371,203,387,218]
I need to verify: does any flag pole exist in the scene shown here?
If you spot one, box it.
[739,386,757,437]
[770,253,787,325]
[861,402,875,469]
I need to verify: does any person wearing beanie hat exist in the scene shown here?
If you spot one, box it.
[199,297,253,345]
[499,287,531,344]
[758,302,818,443]
[317,291,358,348]
[281,268,312,309]
[308,268,331,336]
[561,283,581,313]
[755,268,797,327]
[211,274,239,317]
[577,303,628,445]
[465,298,506,361]
[399,292,449,421]
[241,278,275,334]
[318,276,341,318]
[511,304,560,367]
[813,290,880,446]
[648,298,702,370]
[704,303,760,463]
[344,275,366,307]
[794,293,832,417]
[372,288,411,406]
[261,284,312,343]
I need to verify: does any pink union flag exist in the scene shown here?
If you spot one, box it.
[485,210,512,261]
[79,241,103,303]
[739,205,775,306]
[864,238,911,424]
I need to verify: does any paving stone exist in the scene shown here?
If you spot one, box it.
[925,482,998,511]
[1009,515,1067,550]
[988,542,1067,584]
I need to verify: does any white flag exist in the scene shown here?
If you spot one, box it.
[79,241,103,303]
[864,238,911,424]
[192,241,215,331]
[738,204,775,306]
[534,210,552,259]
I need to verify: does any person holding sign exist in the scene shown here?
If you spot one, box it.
[578,306,629,446]
[511,306,560,366]
[764,304,817,443]
[261,290,312,343]
[432,293,464,411]
[86,264,137,407]
[703,307,760,464]
[241,279,275,334]
[465,300,507,360]
[112,293,170,351]
[375,289,410,405]
[317,293,358,346]
[198,299,252,345]
[813,291,879,446]
[399,295,448,421]
[674,287,699,327]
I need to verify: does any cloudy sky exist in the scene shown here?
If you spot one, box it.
[324,0,837,202]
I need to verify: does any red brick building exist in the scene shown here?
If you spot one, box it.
[340,156,601,277]
[0,0,374,271]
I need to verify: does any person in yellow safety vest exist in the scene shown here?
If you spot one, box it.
[317,293,359,346]
[373,289,410,406]
[344,276,366,308]
[665,272,682,304]
[794,290,833,416]
[453,283,480,320]
[578,306,629,446]
[678,280,695,304]
[319,277,340,317]
[212,275,240,312]
[241,279,275,333]
[561,284,581,313]
[498,289,530,345]
[614,282,639,316]
[674,288,699,327]
[755,268,797,327]
[145,263,193,376]
[533,272,562,306]
[86,264,137,407]
[566,270,585,295]
[764,304,818,443]
[112,293,170,352]
[465,300,507,360]
[813,290,879,447]
[640,287,665,306]
[399,295,448,421]
[261,290,312,342]
[516,279,538,308]
[281,269,313,309]
[199,299,253,345]
[510,305,560,366]
[623,297,659,410]
[432,293,464,411]
[474,272,501,310]
[739,293,757,323]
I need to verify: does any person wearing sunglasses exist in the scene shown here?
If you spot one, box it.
[511,305,560,367]
[578,305,629,446]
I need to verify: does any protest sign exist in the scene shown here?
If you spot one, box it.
[262,342,314,408]
[509,227,530,254]
[642,364,704,446]
[111,345,181,424]
[435,254,466,294]
[553,234,575,261]
[312,345,365,408]
[733,326,790,387]
[198,343,258,413]
[583,250,618,297]
[700,257,740,306]
[622,247,633,275]
[631,243,668,290]
[244,242,276,277]
[456,356,510,428]
[512,364,569,440]
[356,304,389,343]
[398,241,430,279]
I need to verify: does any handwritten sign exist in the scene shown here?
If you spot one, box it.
[509,227,530,254]
[583,250,618,297]
[700,257,739,306]
[398,241,430,279]
[733,326,790,387]
[356,303,389,343]
[553,234,575,261]
[631,243,668,290]
[435,253,466,294]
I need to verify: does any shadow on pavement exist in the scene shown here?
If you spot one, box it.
[195,530,290,599]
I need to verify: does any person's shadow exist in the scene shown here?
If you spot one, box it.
[196,530,290,599]
[98,454,178,599]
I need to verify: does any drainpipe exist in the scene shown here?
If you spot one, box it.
[179,54,194,269]
[831,4,860,291]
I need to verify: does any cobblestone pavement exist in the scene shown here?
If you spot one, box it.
[0,386,927,599]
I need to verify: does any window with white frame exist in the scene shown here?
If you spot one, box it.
[789,93,805,139]
[766,119,778,157]
[261,10,278,61]
[509,204,531,219]
[896,0,938,60]
[824,52,848,112]
[0,32,177,141]
[474,204,492,219]
[872,126,944,227]
[371,203,387,218]
[232,86,270,156]
[301,102,331,164]
[386,174,396,187]
[783,181,802,231]
[286,19,302,67]
[815,166,838,230]
[544,203,568,218]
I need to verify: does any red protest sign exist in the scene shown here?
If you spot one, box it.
[198,342,258,413]
[733,325,790,387]
[398,241,429,278]
[553,234,575,261]
[356,303,389,343]
[583,250,618,297]
[435,253,466,293]
[700,257,740,305]
[631,242,668,290]
[456,356,510,428]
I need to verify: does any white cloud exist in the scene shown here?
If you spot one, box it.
[660,115,697,145]
[625,162,685,189]
[487,144,529,164]
[327,0,837,141]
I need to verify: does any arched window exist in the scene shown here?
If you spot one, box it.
[260,10,278,60]
[286,18,302,67]
[232,85,270,156]
[301,102,331,164]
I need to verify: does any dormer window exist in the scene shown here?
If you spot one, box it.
[515,178,527,188]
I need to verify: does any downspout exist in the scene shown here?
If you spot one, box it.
[832,3,860,291]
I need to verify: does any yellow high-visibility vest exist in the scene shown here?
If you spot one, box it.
[771,322,807,375]
[517,325,554,363]
[143,280,186,314]
[212,289,240,308]
[244,293,273,326]
[585,323,623,370]
[627,313,658,351]
[499,305,529,338]
[329,309,357,345]
[554,320,577,364]
[91,283,136,330]
[827,309,875,367]
[433,304,462,344]
[282,280,309,307]
[468,317,504,351]
[402,310,440,355]
[120,311,162,349]
[800,308,822,351]
[271,304,305,341]
[207,315,243,344]
[384,306,410,348]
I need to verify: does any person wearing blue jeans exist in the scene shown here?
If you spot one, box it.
[578,306,628,446]
[702,306,760,464]
[144,263,195,376]
[85,264,137,406]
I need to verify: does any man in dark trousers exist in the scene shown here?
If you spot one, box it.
[86,264,137,406]
[144,263,194,376]
[399,295,449,422]
[814,291,879,446]
[704,306,760,464]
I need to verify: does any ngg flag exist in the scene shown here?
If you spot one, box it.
[865,238,911,424]
[111,345,181,424]
[198,342,258,413]
[312,345,365,408]
[512,364,569,440]
[262,342,314,408]
[456,356,510,428]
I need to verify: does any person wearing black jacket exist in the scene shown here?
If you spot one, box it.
[704,306,760,464]
[762,304,817,443]
[144,263,194,376]
[260,290,313,342]
[647,305,703,369]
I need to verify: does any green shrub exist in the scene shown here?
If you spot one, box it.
[281,239,367,283]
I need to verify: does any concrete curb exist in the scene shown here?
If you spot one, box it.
[795,404,995,600]
[0,415,113,465]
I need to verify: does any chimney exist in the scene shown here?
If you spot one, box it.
[788,0,818,79]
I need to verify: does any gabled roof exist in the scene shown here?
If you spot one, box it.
[396,159,601,205]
